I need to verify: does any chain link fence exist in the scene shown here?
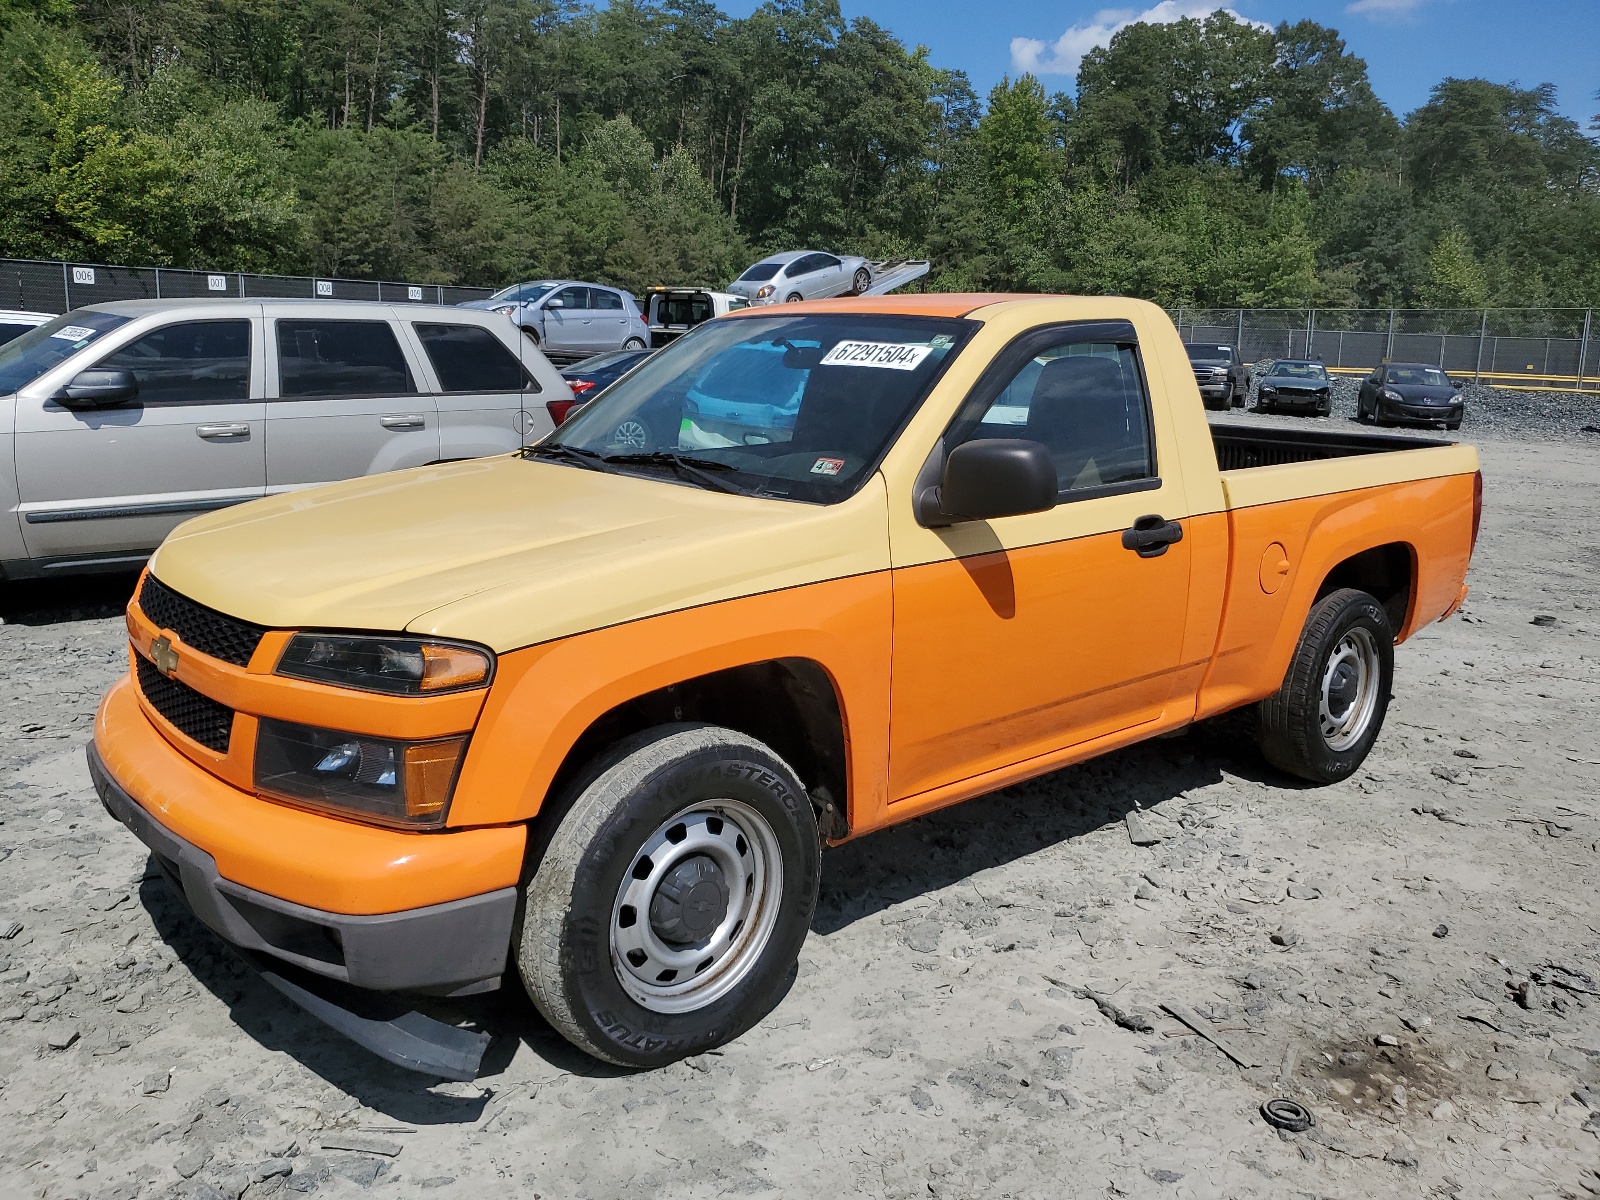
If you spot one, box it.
[0,258,495,315]
[1172,307,1599,394]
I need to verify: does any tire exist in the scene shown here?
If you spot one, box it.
[518,724,821,1068]
[623,337,646,351]
[1257,588,1394,784]
[850,267,871,295]
[520,326,541,346]
[785,293,804,303]
[608,416,655,449]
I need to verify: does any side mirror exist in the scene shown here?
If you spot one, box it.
[917,439,1057,527]
[58,368,138,409]
[1452,378,1464,390]
[545,298,564,309]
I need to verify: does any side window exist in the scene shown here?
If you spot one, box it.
[816,254,841,271]
[97,320,251,405]
[413,324,536,393]
[552,286,589,310]
[960,341,1154,494]
[592,290,624,311]
[276,320,414,399]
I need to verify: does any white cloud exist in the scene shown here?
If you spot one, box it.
[1345,0,1424,14]
[1011,2,1270,78]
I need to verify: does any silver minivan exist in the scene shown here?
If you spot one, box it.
[0,299,570,578]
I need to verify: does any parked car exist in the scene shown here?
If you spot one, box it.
[644,287,748,347]
[0,309,53,347]
[1357,362,1464,429]
[90,293,1481,1080]
[0,299,568,578]
[555,349,654,427]
[726,251,872,306]
[459,281,649,362]
[1255,359,1333,416]
[1184,342,1248,409]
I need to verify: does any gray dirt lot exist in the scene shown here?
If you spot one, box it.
[2,416,1598,1200]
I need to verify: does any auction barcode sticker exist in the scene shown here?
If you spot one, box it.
[820,341,932,370]
[50,325,98,343]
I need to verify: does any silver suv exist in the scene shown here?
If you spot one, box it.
[460,280,650,361]
[0,299,570,578]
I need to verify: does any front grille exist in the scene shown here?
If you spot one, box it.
[135,654,235,753]
[138,575,267,668]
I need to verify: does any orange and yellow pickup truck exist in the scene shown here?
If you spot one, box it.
[89,295,1480,1078]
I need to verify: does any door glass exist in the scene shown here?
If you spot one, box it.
[592,290,624,311]
[276,320,414,398]
[97,320,251,405]
[413,324,534,393]
[551,287,590,310]
[959,342,1154,493]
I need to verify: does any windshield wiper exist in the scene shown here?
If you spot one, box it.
[521,443,608,471]
[601,451,758,496]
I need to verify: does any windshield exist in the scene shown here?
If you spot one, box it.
[1185,344,1232,362]
[654,294,714,325]
[535,313,973,503]
[1270,362,1328,380]
[489,282,553,304]
[0,310,130,394]
[737,263,782,283]
[1388,366,1448,386]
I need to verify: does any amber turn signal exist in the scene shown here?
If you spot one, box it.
[419,645,490,692]
[403,738,468,817]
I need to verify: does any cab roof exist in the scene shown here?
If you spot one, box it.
[723,292,1160,321]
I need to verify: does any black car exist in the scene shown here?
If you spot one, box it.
[1255,359,1332,417]
[1184,343,1248,409]
[1356,362,1464,430]
[555,349,654,423]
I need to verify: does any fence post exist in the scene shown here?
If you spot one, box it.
[1578,309,1592,394]
[1474,310,1487,384]
[1385,309,1395,361]
[62,260,71,311]
[1237,309,1244,352]
[1307,309,1315,359]
[154,268,162,299]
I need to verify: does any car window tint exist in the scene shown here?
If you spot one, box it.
[98,320,251,405]
[552,287,589,309]
[592,290,624,311]
[0,322,41,347]
[966,341,1154,493]
[414,323,534,393]
[817,255,841,269]
[276,319,413,398]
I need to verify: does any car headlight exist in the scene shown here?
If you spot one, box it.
[254,718,465,827]
[1381,388,1402,402]
[756,285,774,299]
[276,634,491,694]
[492,304,517,315]
[1259,386,1277,397]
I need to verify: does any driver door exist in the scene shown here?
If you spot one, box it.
[15,314,266,562]
[541,286,594,355]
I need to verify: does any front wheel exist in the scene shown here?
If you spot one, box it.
[1258,588,1394,784]
[850,267,871,295]
[623,336,646,351]
[518,724,821,1068]
[785,293,804,303]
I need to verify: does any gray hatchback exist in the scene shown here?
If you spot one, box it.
[461,281,650,361]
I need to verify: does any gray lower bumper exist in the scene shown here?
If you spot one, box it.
[87,744,516,997]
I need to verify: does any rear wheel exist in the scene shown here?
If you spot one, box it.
[850,267,871,295]
[608,416,655,449]
[623,336,646,351]
[785,293,804,303]
[1258,588,1394,784]
[517,724,821,1068]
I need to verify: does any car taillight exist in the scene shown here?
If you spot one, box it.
[1470,469,1483,555]
[546,398,582,424]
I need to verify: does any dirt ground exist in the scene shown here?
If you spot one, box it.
[2,425,1598,1200]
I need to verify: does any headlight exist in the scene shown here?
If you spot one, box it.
[1381,388,1402,402]
[756,285,774,299]
[254,718,465,827]
[493,304,517,315]
[1259,386,1277,397]
[276,634,491,694]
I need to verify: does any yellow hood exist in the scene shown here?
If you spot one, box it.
[150,457,891,653]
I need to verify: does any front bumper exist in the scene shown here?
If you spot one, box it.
[89,742,517,997]
[1380,401,1462,425]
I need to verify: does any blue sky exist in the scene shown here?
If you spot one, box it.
[716,0,1600,124]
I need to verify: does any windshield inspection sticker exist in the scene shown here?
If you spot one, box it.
[810,457,845,476]
[820,340,932,370]
[49,325,98,343]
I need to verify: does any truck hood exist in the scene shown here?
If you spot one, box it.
[149,457,889,653]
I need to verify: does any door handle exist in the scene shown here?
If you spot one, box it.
[1121,514,1185,558]
[379,414,426,430]
[196,423,250,440]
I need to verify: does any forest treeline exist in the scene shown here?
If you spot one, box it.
[3,0,1599,307]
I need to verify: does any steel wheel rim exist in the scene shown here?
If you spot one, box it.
[611,419,649,449]
[1319,626,1380,752]
[610,799,784,1014]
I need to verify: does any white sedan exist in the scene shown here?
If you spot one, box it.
[726,251,872,306]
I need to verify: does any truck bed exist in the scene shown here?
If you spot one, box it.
[1209,422,1451,472]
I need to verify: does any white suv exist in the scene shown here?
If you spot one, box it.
[0,299,571,578]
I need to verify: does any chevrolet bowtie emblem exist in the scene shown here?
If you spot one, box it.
[150,635,179,677]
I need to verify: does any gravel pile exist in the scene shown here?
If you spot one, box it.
[1235,363,1600,442]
